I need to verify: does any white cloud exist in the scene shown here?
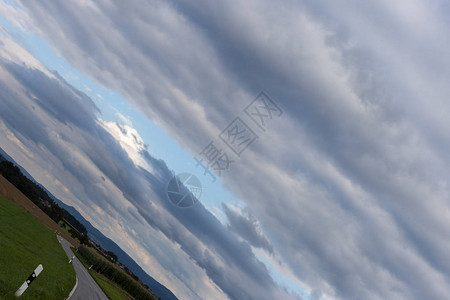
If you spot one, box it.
[0,34,297,299]
[98,119,152,173]
[4,0,450,299]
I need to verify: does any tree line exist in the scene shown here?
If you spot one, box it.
[0,154,158,298]
[78,246,159,300]
[0,157,88,243]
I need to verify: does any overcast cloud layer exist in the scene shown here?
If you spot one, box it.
[2,1,450,299]
[0,36,299,299]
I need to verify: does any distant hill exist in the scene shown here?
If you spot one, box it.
[0,149,36,183]
[0,148,178,300]
[62,203,178,300]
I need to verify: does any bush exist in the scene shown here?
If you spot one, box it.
[78,246,157,300]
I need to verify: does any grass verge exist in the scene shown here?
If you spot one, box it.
[72,247,131,300]
[0,195,76,299]
[75,246,157,300]
[91,274,129,300]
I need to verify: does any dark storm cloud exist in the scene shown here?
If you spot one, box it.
[222,204,273,254]
[5,63,99,130]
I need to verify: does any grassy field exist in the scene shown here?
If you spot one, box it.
[75,246,157,300]
[92,273,129,300]
[0,175,79,247]
[0,195,76,299]
[58,220,81,244]
[72,247,131,300]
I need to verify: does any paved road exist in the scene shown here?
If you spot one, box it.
[58,236,108,300]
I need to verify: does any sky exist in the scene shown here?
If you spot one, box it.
[1,1,450,300]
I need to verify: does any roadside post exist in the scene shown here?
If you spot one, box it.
[15,264,43,297]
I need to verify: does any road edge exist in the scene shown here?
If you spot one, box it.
[58,234,78,300]
[66,276,78,300]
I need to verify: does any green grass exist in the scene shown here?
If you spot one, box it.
[58,221,81,244]
[92,273,128,300]
[71,247,131,300]
[58,221,80,244]
[0,195,76,299]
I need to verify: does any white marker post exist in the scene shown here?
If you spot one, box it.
[68,255,75,263]
[15,264,43,297]
[89,265,93,270]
